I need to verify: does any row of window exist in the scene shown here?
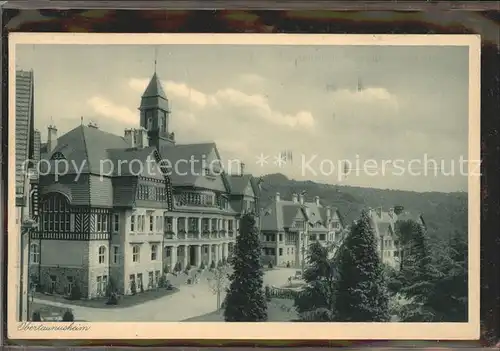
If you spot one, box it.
[97,244,159,265]
[163,217,237,232]
[130,215,164,233]
[129,270,161,292]
[137,185,168,202]
[263,247,293,256]
[175,192,220,208]
[383,250,399,258]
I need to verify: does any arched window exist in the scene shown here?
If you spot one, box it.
[132,245,140,262]
[151,244,158,261]
[30,243,39,264]
[98,246,106,264]
[41,193,71,232]
[51,152,66,160]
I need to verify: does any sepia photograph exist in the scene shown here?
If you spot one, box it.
[8,33,480,340]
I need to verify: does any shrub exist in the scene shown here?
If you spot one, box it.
[158,275,167,288]
[32,311,41,321]
[210,261,216,270]
[130,280,137,295]
[286,262,291,268]
[200,261,206,270]
[187,278,192,285]
[62,310,74,321]
[268,262,273,269]
[165,280,173,290]
[163,265,170,274]
[221,257,227,265]
[217,260,223,268]
[68,284,81,301]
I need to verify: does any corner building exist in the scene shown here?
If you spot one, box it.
[32,72,258,298]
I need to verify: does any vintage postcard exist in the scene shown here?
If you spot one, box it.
[7,33,480,340]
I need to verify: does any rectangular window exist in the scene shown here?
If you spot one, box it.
[113,246,119,264]
[319,234,326,241]
[151,244,158,261]
[279,248,283,256]
[132,245,140,262]
[149,215,154,232]
[130,215,135,232]
[113,213,119,232]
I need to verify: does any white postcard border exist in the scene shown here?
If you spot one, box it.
[7,33,481,340]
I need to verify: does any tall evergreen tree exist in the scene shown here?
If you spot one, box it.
[334,210,390,322]
[294,242,336,321]
[224,213,267,321]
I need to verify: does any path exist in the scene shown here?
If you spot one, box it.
[32,268,297,322]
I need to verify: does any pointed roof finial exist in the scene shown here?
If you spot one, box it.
[81,116,83,125]
[154,46,158,73]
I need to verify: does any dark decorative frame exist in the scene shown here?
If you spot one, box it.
[1,1,499,349]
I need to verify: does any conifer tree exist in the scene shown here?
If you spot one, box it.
[224,213,267,321]
[394,219,441,321]
[334,210,390,322]
[294,241,336,321]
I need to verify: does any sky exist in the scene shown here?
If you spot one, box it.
[16,43,470,192]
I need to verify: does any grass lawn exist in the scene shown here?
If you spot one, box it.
[183,298,298,322]
[34,287,179,309]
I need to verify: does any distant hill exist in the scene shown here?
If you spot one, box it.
[259,173,468,241]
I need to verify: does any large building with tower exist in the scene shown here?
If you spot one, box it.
[30,71,259,299]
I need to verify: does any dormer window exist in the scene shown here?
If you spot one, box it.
[51,152,65,160]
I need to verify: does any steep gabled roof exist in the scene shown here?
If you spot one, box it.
[228,174,260,198]
[260,199,309,232]
[160,142,232,192]
[40,125,130,175]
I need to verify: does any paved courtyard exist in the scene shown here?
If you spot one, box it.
[32,267,299,322]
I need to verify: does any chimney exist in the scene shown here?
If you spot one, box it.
[135,127,149,148]
[376,207,382,218]
[240,162,245,176]
[314,196,320,206]
[394,205,404,215]
[299,193,304,205]
[275,192,280,202]
[292,193,298,203]
[124,129,135,147]
[47,124,58,153]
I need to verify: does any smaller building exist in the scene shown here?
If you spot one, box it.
[368,206,426,269]
[259,192,345,268]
